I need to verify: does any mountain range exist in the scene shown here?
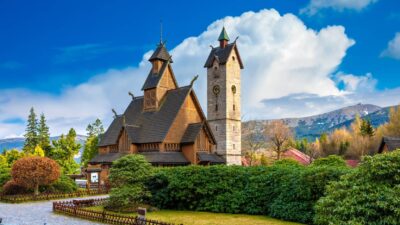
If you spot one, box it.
[242,103,395,140]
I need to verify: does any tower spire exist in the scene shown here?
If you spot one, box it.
[160,20,163,45]
[218,27,230,48]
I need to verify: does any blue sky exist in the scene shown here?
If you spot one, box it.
[0,0,399,138]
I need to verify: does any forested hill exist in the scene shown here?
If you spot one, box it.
[242,103,395,140]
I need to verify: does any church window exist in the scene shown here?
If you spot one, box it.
[233,104,236,111]
[231,85,236,94]
[216,125,218,131]
[232,56,236,61]
[215,104,218,112]
[233,144,236,149]
[233,126,235,132]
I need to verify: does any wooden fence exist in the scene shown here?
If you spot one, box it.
[0,188,108,203]
[53,198,179,225]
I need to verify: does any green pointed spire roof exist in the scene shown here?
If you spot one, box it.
[218,27,230,41]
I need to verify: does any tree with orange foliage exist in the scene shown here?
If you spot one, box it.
[11,156,60,195]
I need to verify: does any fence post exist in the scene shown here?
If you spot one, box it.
[102,210,106,222]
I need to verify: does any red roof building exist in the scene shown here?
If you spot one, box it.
[282,148,312,165]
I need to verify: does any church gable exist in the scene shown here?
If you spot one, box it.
[164,90,203,143]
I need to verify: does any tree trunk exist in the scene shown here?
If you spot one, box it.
[34,183,39,196]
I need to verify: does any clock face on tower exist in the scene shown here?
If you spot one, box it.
[213,85,220,96]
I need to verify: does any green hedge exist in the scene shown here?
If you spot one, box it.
[314,150,400,225]
[147,158,350,224]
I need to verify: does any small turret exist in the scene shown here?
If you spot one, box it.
[218,27,230,48]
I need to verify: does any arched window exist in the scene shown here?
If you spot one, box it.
[233,104,236,111]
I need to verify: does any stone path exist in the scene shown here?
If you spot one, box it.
[0,195,108,225]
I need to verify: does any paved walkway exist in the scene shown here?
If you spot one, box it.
[0,195,108,225]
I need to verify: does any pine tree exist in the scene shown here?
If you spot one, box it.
[23,107,38,154]
[38,113,51,156]
[360,119,374,137]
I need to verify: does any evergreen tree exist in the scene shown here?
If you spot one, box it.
[82,119,104,167]
[38,113,52,156]
[360,119,375,137]
[23,107,38,154]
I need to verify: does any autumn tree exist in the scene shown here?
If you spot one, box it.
[51,128,81,174]
[23,107,39,154]
[242,122,264,166]
[82,119,104,167]
[383,106,400,137]
[12,156,60,195]
[264,120,293,160]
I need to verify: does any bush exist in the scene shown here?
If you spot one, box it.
[314,150,400,225]
[40,175,78,193]
[0,167,11,193]
[106,154,153,212]
[147,160,349,224]
[311,155,347,167]
[2,180,28,195]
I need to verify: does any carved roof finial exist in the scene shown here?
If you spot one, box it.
[111,109,118,118]
[190,75,199,87]
[128,91,135,100]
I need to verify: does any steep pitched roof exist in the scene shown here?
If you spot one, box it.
[89,152,129,164]
[378,136,400,153]
[204,43,244,69]
[148,43,172,62]
[98,116,123,146]
[99,86,192,146]
[197,152,225,164]
[181,123,203,144]
[218,27,230,41]
[141,60,174,90]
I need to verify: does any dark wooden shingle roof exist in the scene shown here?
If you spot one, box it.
[197,152,225,164]
[141,60,170,90]
[99,86,192,146]
[378,136,400,153]
[89,152,129,164]
[181,123,203,144]
[148,44,172,62]
[139,152,189,165]
[204,43,244,69]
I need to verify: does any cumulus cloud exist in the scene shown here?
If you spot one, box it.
[301,0,379,15]
[0,8,399,138]
[381,32,400,60]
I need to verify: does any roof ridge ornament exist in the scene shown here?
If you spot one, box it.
[111,109,118,118]
[128,92,135,100]
[190,75,199,87]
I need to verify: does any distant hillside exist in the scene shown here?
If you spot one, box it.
[243,103,394,140]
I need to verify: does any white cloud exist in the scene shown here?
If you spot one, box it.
[381,32,400,59]
[301,0,379,15]
[0,8,399,138]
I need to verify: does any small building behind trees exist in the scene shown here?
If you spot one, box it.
[378,136,400,153]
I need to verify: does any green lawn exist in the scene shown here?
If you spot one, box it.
[86,206,302,225]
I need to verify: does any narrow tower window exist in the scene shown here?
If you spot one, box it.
[232,56,236,61]
[216,125,218,131]
[215,104,218,112]
[233,144,236,149]
[233,104,236,111]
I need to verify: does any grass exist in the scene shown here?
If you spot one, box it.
[86,206,302,225]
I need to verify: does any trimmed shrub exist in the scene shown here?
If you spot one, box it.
[2,180,28,195]
[106,154,153,212]
[147,161,349,223]
[314,150,400,225]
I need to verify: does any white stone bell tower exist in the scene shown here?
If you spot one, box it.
[204,27,243,165]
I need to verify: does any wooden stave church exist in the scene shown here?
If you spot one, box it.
[86,40,225,184]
